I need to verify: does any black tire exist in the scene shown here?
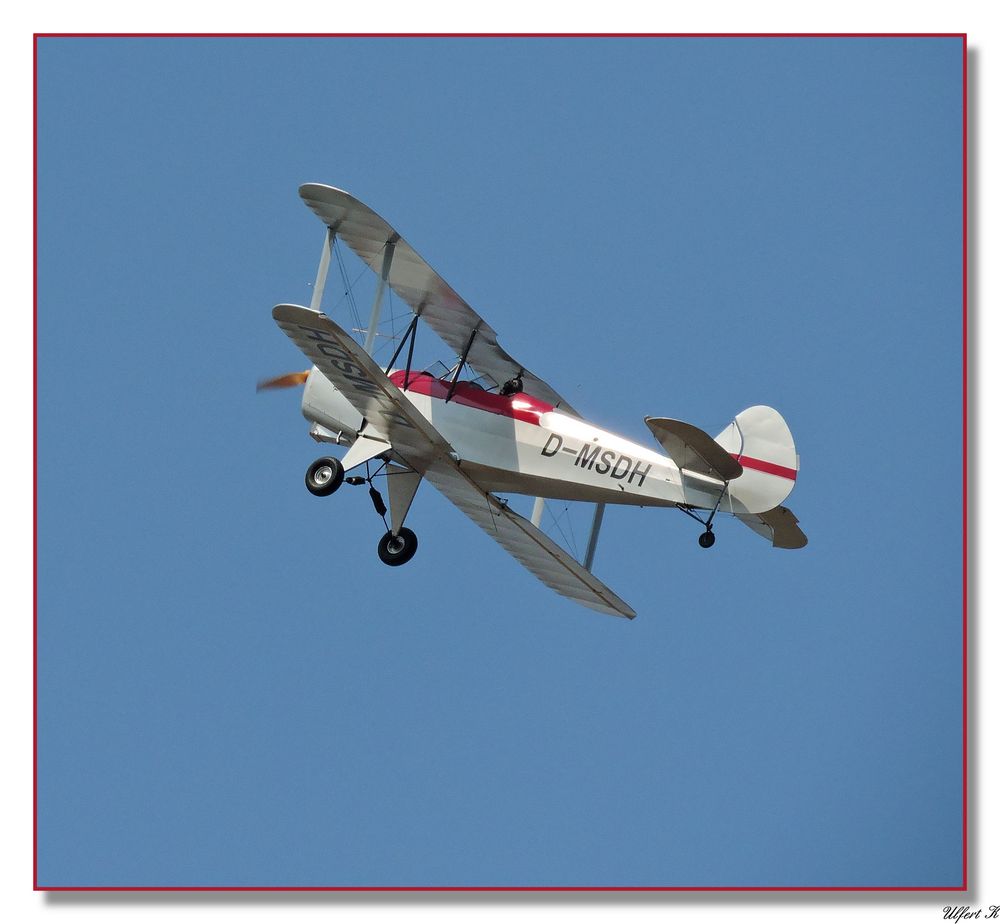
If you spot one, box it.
[698,530,716,549]
[305,457,344,497]
[377,527,418,566]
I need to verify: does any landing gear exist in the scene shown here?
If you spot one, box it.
[679,486,729,548]
[305,456,344,496]
[305,453,421,566]
[377,527,418,566]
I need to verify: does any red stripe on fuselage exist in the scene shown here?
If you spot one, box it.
[388,370,554,425]
[389,371,798,481]
[733,454,798,481]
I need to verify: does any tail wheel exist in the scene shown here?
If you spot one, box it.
[377,527,418,566]
[698,530,716,549]
[305,456,344,496]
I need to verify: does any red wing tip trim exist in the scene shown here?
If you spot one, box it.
[732,454,798,481]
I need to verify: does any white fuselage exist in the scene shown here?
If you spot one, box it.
[302,367,728,512]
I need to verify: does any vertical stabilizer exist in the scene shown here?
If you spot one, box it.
[715,406,799,514]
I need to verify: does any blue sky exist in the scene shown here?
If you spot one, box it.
[36,36,964,887]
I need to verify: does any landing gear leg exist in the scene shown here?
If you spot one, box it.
[680,479,729,549]
[350,460,422,567]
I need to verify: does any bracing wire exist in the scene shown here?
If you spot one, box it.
[373,289,404,363]
[330,240,417,362]
[545,504,580,561]
[332,238,366,335]
[565,507,580,561]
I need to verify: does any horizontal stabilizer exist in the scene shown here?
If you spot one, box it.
[645,417,743,481]
[736,505,807,549]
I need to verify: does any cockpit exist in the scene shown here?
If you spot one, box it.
[386,364,551,422]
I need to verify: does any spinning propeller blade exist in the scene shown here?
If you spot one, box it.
[256,370,310,392]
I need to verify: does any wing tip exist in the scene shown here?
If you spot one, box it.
[272,303,318,322]
[597,600,637,620]
[298,183,356,209]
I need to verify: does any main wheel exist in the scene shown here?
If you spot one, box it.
[377,527,418,566]
[305,456,344,496]
[698,530,716,549]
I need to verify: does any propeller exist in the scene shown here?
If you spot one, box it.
[256,370,310,392]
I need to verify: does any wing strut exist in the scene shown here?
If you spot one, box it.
[530,497,545,527]
[445,326,479,402]
[383,311,420,383]
[310,227,335,311]
[583,502,606,572]
[362,236,399,355]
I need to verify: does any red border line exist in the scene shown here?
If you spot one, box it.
[33,33,968,39]
[32,31,969,894]
[961,32,969,892]
[32,32,39,893]
[37,885,965,892]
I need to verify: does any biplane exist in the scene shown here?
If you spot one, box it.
[261,184,807,619]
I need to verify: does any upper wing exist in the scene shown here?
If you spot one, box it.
[298,183,580,417]
[272,304,634,619]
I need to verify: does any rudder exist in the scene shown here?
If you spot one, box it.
[715,406,799,514]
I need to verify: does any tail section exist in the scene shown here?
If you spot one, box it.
[736,505,808,548]
[715,406,799,515]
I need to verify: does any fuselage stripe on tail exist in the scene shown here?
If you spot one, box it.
[733,454,797,481]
